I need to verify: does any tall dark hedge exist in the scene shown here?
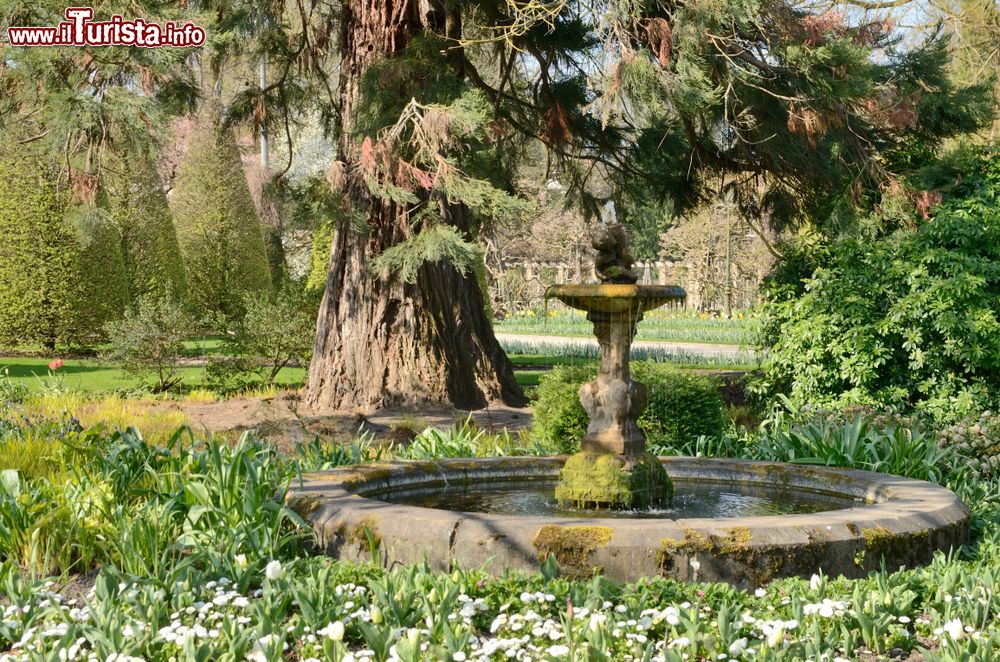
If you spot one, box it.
[105,153,188,303]
[169,103,273,319]
[0,135,129,348]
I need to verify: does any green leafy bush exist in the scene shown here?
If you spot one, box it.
[531,362,725,453]
[531,365,593,453]
[938,411,1000,480]
[207,286,316,390]
[102,295,198,392]
[759,149,1000,423]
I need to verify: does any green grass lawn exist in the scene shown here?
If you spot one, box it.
[495,308,758,345]
[1,350,746,394]
[0,357,306,393]
[509,353,751,388]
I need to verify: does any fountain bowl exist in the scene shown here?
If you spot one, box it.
[545,284,686,315]
[288,456,969,587]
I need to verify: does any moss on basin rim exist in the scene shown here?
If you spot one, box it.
[554,451,673,508]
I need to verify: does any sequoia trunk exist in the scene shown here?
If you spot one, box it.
[305,0,525,411]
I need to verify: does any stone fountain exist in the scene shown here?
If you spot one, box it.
[545,223,685,509]
[288,221,970,585]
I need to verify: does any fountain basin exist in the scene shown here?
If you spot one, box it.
[288,457,969,587]
[545,284,686,314]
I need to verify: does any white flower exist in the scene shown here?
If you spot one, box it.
[943,618,965,641]
[762,622,785,647]
[754,588,766,598]
[546,645,570,657]
[669,636,691,649]
[809,574,822,591]
[264,560,283,581]
[452,654,467,661]
[728,638,748,655]
[235,554,248,570]
[325,621,345,642]
[898,616,911,624]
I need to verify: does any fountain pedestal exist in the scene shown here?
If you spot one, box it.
[545,284,685,509]
[578,310,647,456]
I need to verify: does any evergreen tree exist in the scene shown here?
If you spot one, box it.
[945,0,1000,139]
[0,2,196,344]
[105,153,188,303]
[71,203,131,340]
[0,134,128,349]
[169,102,273,320]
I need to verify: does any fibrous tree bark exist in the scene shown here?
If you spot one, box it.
[305,0,525,411]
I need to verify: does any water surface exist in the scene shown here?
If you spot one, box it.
[376,478,861,519]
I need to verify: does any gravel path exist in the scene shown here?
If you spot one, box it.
[495,332,754,358]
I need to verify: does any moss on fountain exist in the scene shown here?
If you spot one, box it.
[554,451,673,509]
[533,524,613,578]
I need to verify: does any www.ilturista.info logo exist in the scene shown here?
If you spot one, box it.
[6,7,205,47]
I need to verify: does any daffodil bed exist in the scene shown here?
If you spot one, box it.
[2,414,1000,661]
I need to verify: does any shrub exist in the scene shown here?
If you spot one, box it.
[530,362,725,453]
[758,148,1000,423]
[306,217,334,295]
[938,411,1000,480]
[104,151,188,303]
[207,286,316,389]
[69,205,131,341]
[531,365,593,453]
[169,101,273,320]
[102,296,198,392]
[634,363,726,450]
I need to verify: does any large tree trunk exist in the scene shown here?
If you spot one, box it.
[305,0,525,411]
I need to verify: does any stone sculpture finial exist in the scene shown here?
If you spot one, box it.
[592,224,639,284]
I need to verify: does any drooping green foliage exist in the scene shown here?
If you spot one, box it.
[169,103,273,321]
[105,153,188,303]
[0,2,198,178]
[369,223,484,284]
[555,1,992,240]
[759,148,1000,422]
[0,134,127,349]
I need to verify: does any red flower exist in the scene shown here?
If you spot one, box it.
[48,359,63,371]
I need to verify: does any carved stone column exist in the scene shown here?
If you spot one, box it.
[578,310,647,456]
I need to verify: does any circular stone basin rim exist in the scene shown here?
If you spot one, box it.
[289,456,970,586]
